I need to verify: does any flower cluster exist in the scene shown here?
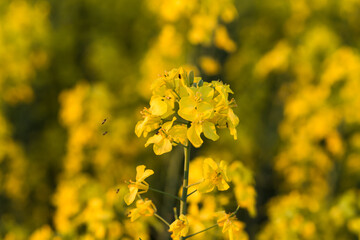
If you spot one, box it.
[124,68,252,240]
[135,67,239,154]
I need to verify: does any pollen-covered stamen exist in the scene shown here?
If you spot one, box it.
[229,98,237,108]
[194,92,203,102]
[140,107,152,117]
[157,127,175,142]
[211,170,223,184]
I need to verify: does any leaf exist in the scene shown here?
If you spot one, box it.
[188,70,194,86]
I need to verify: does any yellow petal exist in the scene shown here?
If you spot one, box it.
[136,165,146,180]
[217,179,230,191]
[202,121,219,141]
[227,108,239,140]
[145,134,162,147]
[204,158,218,170]
[198,85,214,100]
[136,165,154,182]
[150,96,168,116]
[168,124,188,145]
[198,179,215,193]
[124,186,138,205]
[129,209,141,222]
[187,123,203,148]
[162,117,176,131]
[178,97,197,121]
[197,102,214,119]
[220,161,230,181]
[135,120,145,137]
[153,138,172,155]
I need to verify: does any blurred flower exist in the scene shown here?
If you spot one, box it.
[215,25,236,52]
[199,56,221,75]
[124,165,154,205]
[29,225,53,240]
[169,214,189,240]
[128,198,157,222]
[217,211,244,240]
[198,158,230,193]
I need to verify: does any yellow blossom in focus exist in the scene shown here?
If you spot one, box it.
[128,198,157,222]
[124,165,154,205]
[145,117,187,155]
[198,158,230,193]
[169,214,189,240]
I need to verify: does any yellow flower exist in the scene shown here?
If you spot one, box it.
[127,198,157,222]
[168,214,189,240]
[211,81,239,140]
[135,108,162,138]
[145,117,187,155]
[198,158,230,193]
[151,67,190,99]
[124,165,154,205]
[217,211,244,240]
[214,25,237,53]
[199,56,220,75]
[178,84,214,122]
[179,84,220,147]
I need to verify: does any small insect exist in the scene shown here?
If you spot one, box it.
[102,131,108,136]
[116,188,119,194]
[101,118,107,125]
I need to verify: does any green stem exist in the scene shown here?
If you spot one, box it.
[187,189,197,197]
[154,213,170,227]
[180,141,191,240]
[148,187,182,201]
[183,224,218,239]
[230,205,241,217]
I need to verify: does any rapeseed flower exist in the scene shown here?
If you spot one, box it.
[145,117,187,155]
[198,158,230,193]
[217,211,244,240]
[127,198,157,222]
[124,165,154,205]
[168,214,189,240]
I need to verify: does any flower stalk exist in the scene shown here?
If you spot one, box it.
[148,186,182,201]
[183,224,218,239]
[180,141,191,240]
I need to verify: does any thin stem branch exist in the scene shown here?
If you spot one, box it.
[230,205,241,217]
[148,187,182,201]
[183,224,218,239]
[173,207,178,219]
[185,180,203,188]
[154,213,170,227]
[187,189,197,197]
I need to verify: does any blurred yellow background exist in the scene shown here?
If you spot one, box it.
[1,0,360,239]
